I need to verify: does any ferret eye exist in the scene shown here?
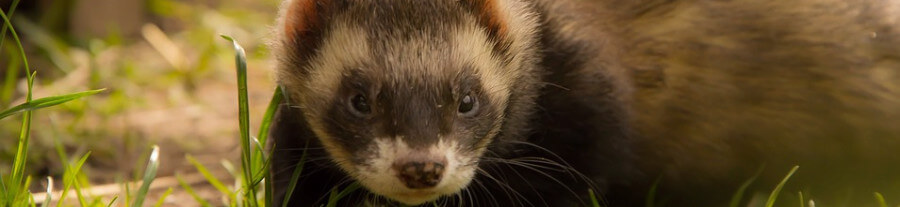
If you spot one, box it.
[458,94,478,116]
[349,94,371,116]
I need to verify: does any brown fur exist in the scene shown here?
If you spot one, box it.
[538,0,900,205]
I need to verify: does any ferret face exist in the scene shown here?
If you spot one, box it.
[275,0,539,205]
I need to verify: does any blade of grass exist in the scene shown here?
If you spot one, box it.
[13,16,75,73]
[0,89,106,120]
[646,176,661,207]
[765,165,799,207]
[29,193,36,207]
[256,87,282,151]
[70,152,93,207]
[123,181,131,207]
[258,88,282,206]
[281,142,308,207]
[0,0,21,51]
[221,160,241,207]
[9,72,34,206]
[186,154,235,202]
[0,171,7,202]
[588,189,602,207]
[249,139,272,189]
[729,166,764,207]
[249,154,272,188]
[1,50,20,107]
[37,0,71,31]
[106,196,118,207]
[89,197,104,206]
[798,191,805,207]
[51,131,69,172]
[0,1,30,74]
[280,162,304,207]
[22,176,32,206]
[326,183,361,207]
[40,177,52,207]
[131,145,161,207]
[176,174,212,207]
[265,170,273,207]
[153,188,174,207]
[221,160,237,178]
[54,151,90,207]
[221,34,257,206]
[2,4,34,204]
[132,144,153,181]
[875,192,888,207]
[250,136,268,179]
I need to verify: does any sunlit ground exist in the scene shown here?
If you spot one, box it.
[1,0,280,205]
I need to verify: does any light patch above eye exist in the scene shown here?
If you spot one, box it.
[451,24,512,110]
[285,19,374,184]
[296,19,372,116]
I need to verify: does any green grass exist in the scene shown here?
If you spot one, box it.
[130,145,160,207]
[766,166,800,207]
[225,34,264,206]
[180,35,357,207]
[186,154,235,203]
[730,167,764,207]
[0,4,161,206]
[221,34,267,206]
[0,89,106,120]
[875,192,891,207]
[280,141,307,207]
[588,189,603,207]
[176,174,212,207]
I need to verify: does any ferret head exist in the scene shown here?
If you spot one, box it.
[274,0,541,205]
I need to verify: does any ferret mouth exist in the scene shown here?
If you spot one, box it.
[388,190,442,205]
[397,190,438,197]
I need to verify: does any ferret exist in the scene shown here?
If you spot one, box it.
[269,0,900,206]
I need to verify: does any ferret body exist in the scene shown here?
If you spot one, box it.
[270,0,900,206]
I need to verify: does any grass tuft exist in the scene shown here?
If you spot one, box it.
[730,166,764,207]
[0,3,103,206]
[646,176,662,207]
[221,34,262,206]
[177,174,212,207]
[589,189,603,207]
[215,34,286,206]
[875,192,888,207]
[186,154,236,203]
[106,196,118,207]
[766,165,800,207]
[152,188,173,207]
[281,141,308,207]
[131,145,161,207]
[40,177,52,207]
[326,183,362,207]
[63,151,91,207]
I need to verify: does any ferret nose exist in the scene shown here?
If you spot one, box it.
[394,160,446,189]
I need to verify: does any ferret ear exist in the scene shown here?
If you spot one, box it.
[284,0,322,40]
[460,0,509,42]
[460,0,515,56]
[282,0,331,61]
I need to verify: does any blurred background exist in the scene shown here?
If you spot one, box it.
[0,0,281,204]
